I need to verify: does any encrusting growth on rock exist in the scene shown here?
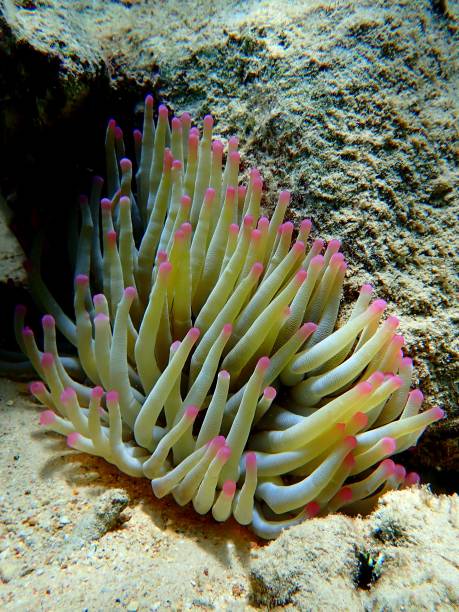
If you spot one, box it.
[14,95,443,539]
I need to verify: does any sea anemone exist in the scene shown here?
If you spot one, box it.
[15,95,443,539]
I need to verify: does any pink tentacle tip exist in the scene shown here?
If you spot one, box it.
[356,381,373,395]
[257,216,269,230]
[39,410,56,426]
[311,238,324,252]
[145,94,154,107]
[41,352,54,368]
[327,238,341,251]
[106,390,119,404]
[185,405,199,420]
[229,223,239,236]
[279,190,290,204]
[410,389,424,403]
[368,371,384,386]
[67,432,81,448]
[30,381,46,395]
[330,252,344,265]
[159,261,173,276]
[343,452,356,469]
[204,187,216,200]
[188,327,200,341]
[203,114,214,130]
[381,459,396,476]
[401,356,413,368]
[382,437,397,454]
[172,159,183,171]
[42,314,55,329]
[225,186,236,201]
[219,370,230,380]
[60,388,77,403]
[119,195,130,207]
[251,262,264,277]
[352,411,369,429]
[344,436,357,450]
[133,129,142,143]
[257,356,270,371]
[22,327,33,338]
[101,198,112,211]
[432,407,445,421]
[188,132,199,149]
[181,222,193,236]
[107,230,117,245]
[405,472,421,487]
[115,127,124,141]
[295,269,308,283]
[222,323,233,337]
[222,480,236,497]
[217,446,232,462]
[245,451,257,470]
[124,286,137,300]
[229,151,241,169]
[300,322,318,337]
[360,283,373,295]
[390,375,403,389]
[238,184,247,198]
[91,386,104,399]
[75,274,89,287]
[156,250,168,264]
[94,313,109,325]
[158,104,169,118]
[300,218,312,231]
[171,117,182,131]
[292,241,305,254]
[93,294,106,306]
[370,299,387,313]
[311,254,325,267]
[209,436,226,451]
[180,111,191,124]
[305,501,321,518]
[386,315,400,329]
[228,135,239,148]
[392,333,405,345]
[394,465,407,481]
[15,304,27,317]
[336,487,353,504]
[120,158,131,171]
[171,340,181,352]
[264,387,277,401]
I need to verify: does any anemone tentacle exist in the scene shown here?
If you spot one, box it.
[16,95,443,539]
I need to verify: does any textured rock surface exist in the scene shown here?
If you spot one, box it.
[251,488,459,611]
[0,196,25,284]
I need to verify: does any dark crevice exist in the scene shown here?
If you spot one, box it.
[354,550,384,591]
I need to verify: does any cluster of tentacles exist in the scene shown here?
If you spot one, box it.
[14,96,443,539]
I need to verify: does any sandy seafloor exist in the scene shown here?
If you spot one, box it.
[0,0,458,610]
